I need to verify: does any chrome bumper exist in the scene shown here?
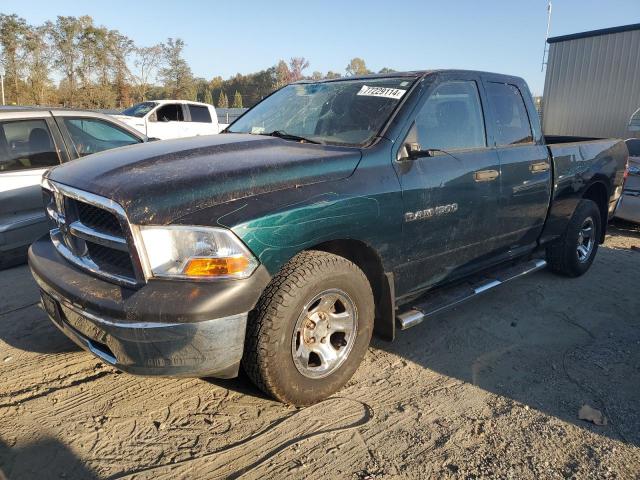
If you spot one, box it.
[35,274,248,379]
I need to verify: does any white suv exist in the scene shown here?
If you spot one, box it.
[115,100,220,140]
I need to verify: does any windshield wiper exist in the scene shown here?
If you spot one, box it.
[264,130,322,144]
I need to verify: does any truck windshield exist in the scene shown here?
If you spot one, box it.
[227,78,415,146]
[122,102,157,118]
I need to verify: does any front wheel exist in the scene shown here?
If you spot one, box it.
[546,199,601,277]
[242,250,374,406]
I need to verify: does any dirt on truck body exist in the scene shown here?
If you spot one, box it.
[28,70,627,406]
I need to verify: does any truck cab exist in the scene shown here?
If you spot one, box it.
[116,100,220,139]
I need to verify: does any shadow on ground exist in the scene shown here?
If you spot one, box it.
[0,437,98,479]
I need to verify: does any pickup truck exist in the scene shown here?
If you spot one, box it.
[114,100,220,139]
[29,70,627,406]
[0,107,147,269]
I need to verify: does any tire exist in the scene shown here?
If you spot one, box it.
[242,250,374,406]
[546,199,601,277]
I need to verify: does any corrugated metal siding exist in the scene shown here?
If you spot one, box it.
[542,28,640,138]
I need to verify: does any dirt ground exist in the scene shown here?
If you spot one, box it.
[1,223,639,480]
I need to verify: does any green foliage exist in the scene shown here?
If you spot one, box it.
[345,58,371,76]
[158,38,194,99]
[203,88,213,105]
[217,90,228,108]
[232,90,243,108]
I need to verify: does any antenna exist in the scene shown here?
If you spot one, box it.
[541,1,553,72]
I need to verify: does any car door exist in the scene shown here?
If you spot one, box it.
[187,104,217,135]
[55,115,143,158]
[146,103,189,139]
[0,114,67,258]
[394,74,502,296]
[483,79,552,257]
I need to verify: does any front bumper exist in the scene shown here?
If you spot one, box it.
[29,236,271,378]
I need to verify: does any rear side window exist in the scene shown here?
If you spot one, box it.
[415,81,486,151]
[155,104,184,122]
[486,83,533,146]
[0,119,59,172]
[63,118,141,157]
[188,105,212,123]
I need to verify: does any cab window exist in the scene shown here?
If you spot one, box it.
[415,81,487,151]
[63,118,141,157]
[188,105,212,123]
[0,119,60,171]
[486,82,533,146]
[154,104,184,122]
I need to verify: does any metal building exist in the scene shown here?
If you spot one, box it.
[542,23,640,139]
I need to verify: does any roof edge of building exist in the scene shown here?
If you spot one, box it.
[547,23,640,44]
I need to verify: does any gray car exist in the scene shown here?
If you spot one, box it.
[614,138,640,224]
[0,108,147,268]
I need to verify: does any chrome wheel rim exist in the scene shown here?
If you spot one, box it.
[291,288,358,379]
[577,216,595,263]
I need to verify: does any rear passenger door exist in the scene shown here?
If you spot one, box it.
[395,74,502,295]
[483,80,552,256]
[187,104,218,135]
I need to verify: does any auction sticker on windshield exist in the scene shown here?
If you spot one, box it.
[357,85,406,100]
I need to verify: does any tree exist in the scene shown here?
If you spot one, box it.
[310,71,323,81]
[217,90,228,108]
[275,59,291,88]
[24,25,51,105]
[47,15,92,106]
[288,57,309,82]
[0,14,29,104]
[345,57,371,76]
[325,71,342,79]
[232,90,243,108]
[109,31,134,108]
[203,88,213,105]
[158,38,193,98]
[378,67,396,74]
[132,44,163,102]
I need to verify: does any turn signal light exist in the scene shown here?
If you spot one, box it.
[183,256,250,277]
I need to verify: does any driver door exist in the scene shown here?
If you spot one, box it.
[394,74,501,296]
[147,103,189,139]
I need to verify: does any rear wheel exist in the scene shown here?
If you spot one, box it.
[547,199,601,277]
[242,250,374,406]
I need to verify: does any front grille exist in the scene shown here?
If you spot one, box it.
[86,242,136,278]
[74,200,124,237]
[43,181,140,287]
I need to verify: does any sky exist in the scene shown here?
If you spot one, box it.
[2,0,640,95]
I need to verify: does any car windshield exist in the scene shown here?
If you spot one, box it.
[227,77,416,146]
[122,102,157,118]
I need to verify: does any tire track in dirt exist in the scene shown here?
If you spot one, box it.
[110,397,373,479]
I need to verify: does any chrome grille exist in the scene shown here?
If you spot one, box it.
[43,181,142,287]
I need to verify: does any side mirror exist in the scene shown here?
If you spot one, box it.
[147,137,161,142]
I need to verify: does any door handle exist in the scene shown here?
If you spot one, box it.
[530,161,550,173]
[474,169,500,182]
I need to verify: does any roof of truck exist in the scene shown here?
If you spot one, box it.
[295,69,525,85]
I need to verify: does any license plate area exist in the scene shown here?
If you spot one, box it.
[41,291,63,328]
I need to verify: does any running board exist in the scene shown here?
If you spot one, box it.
[396,259,547,330]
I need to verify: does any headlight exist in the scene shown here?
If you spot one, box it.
[138,226,258,280]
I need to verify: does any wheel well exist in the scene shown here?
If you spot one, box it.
[310,239,395,341]
[583,182,609,242]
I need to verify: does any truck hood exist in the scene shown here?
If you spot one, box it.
[47,134,362,224]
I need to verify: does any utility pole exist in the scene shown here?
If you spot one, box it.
[0,65,5,106]
[541,1,553,72]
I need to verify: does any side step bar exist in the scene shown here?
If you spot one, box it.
[396,259,547,330]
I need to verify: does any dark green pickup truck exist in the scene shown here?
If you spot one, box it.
[29,70,627,405]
